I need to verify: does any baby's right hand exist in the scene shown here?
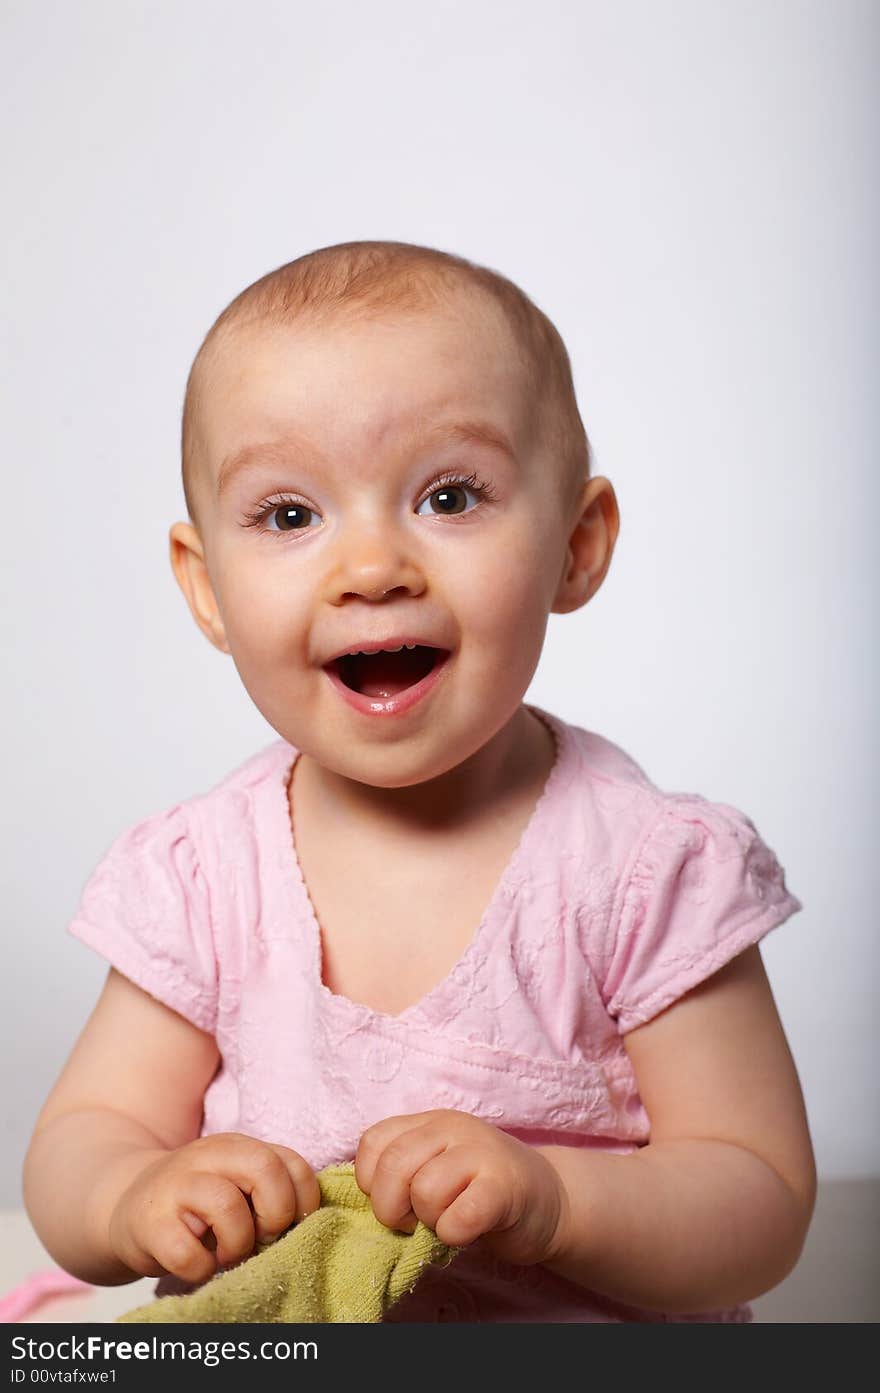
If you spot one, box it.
[107,1133,321,1285]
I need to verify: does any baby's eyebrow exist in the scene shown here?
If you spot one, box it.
[216,431,325,499]
[216,419,516,499]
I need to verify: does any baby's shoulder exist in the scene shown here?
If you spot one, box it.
[544,716,803,1036]
[176,737,295,844]
[95,739,295,872]
[548,711,765,858]
[66,743,294,1034]
[195,738,294,802]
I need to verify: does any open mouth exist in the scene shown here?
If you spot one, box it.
[329,646,448,699]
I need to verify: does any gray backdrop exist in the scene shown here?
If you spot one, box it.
[2,0,877,1206]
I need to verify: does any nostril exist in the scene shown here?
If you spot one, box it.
[341,583,411,602]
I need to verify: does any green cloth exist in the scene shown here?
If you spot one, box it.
[118,1163,458,1324]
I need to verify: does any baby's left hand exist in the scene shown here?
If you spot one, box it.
[354,1110,568,1265]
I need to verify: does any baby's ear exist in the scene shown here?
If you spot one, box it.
[169,522,231,654]
[551,477,620,615]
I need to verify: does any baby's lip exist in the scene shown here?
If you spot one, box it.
[321,636,451,666]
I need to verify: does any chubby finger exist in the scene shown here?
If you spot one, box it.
[179,1171,257,1268]
[362,1122,452,1232]
[189,1137,318,1242]
[355,1113,444,1196]
[150,1218,218,1286]
[263,1144,322,1231]
[224,1143,315,1242]
[141,1193,231,1288]
[181,1210,210,1241]
[404,1148,482,1233]
[432,1170,511,1247]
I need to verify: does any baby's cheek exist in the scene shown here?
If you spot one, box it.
[467,545,553,647]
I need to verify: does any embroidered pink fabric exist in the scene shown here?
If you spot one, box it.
[68,706,802,1323]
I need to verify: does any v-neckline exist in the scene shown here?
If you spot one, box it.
[272,705,567,1028]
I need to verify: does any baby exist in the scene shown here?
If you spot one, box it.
[23,240,816,1323]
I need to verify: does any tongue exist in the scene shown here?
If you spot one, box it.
[349,648,436,697]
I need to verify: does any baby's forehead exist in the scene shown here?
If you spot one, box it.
[202,298,537,439]
[218,286,521,368]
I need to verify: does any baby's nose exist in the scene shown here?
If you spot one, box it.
[323,526,426,604]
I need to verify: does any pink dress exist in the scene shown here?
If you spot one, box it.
[68,705,802,1323]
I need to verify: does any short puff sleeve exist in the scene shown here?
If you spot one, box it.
[602,796,802,1034]
[68,805,217,1034]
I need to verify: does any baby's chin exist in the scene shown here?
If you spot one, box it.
[293,711,520,795]
[258,676,534,795]
[303,740,483,791]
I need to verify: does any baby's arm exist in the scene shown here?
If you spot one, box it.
[537,944,817,1311]
[23,969,320,1287]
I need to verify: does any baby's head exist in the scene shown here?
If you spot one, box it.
[171,241,619,788]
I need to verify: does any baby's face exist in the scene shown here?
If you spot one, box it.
[175,296,592,787]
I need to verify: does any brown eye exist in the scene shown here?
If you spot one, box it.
[242,496,323,536]
[430,487,467,514]
[272,504,316,531]
[424,486,470,515]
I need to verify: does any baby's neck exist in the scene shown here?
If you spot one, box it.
[292,706,554,842]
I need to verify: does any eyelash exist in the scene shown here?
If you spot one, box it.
[240,470,499,535]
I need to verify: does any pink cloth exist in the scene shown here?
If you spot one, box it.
[68,705,801,1323]
[0,1271,91,1322]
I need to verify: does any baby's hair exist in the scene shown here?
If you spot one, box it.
[180,240,592,526]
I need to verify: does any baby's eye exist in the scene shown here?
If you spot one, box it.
[415,483,481,517]
[242,498,321,534]
[271,504,323,529]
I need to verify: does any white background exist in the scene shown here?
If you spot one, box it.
[2,0,877,1206]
